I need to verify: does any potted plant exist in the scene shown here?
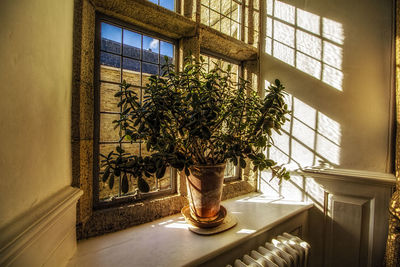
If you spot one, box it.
[101,56,290,227]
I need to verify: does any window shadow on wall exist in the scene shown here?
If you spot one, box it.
[265,0,344,91]
[261,87,340,211]
[259,0,347,210]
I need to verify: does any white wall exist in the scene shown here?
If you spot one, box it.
[0,0,74,229]
[260,1,395,266]
[261,0,394,172]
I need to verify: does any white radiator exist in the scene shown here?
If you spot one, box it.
[226,232,310,267]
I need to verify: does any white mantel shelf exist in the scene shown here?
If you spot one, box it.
[67,193,312,267]
[301,167,396,185]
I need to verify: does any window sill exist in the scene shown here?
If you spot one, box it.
[68,193,313,267]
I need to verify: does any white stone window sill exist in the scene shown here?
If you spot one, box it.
[67,193,313,267]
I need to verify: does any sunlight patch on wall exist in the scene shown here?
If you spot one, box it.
[264,86,342,170]
[265,1,344,91]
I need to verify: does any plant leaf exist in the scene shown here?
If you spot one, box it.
[122,173,129,193]
[102,166,110,182]
[108,173,114,189]
[138,177,150,192]
[156,165,167,179]
[185,167,190,176]
[240,157,246,168]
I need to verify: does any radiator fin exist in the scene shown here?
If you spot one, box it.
[227,232,310,267]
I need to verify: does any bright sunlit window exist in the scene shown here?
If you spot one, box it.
[201,0,242,39]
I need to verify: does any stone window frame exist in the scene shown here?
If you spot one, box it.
[72,0,260,239]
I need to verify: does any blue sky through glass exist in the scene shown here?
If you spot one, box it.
[143,36,159,52]
[148,0,174,11]
[160,41,173,57]
[160,0,174,10]
[123,29,141,48]
[101,23,121,42]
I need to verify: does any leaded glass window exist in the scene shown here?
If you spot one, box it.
[96,20,176,203]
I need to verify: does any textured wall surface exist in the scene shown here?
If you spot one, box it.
[0,0,73,229]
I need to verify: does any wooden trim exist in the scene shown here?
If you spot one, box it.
[0,187,82,266]
[301,167,396,185]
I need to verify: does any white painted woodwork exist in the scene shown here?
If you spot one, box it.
[0,186,82,267]
[327,195,370,267]
[301,168,395,267]
[67,193,312,267]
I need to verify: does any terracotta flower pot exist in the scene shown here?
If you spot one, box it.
[186,163,226,222]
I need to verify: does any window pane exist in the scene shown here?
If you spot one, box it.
[200,53,240,180]
[201,0,242,40]
[97,21,176,202]
[224,161,236,177]
[123,174,139,196]
[101,22,121,54]
[100,113,120,142]
[143,36,159,63]
[221,16,230,35]
[210,10,221,31]
[142,64,159,87]
[142,62,159,75]
[231,2,240,22]
[124,143,145,193]
[123,58,141,86]
[100,52,121,82]
[158,168,172,190]
[99,143,118,172]
[160,41,174,65]
[231,21,240,38]
[123,29,141,59]
[100,83,120,113]
[221,0,231,16]
[201,5,210,25]
[211,0,220,12]
[123,142,141,156]
[99,175,120,200]
[160,0,174,11]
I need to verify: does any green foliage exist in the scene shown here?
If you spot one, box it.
[101,56,291,193]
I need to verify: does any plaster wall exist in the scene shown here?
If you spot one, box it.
[261,0,394,172]
[0,0,74,229]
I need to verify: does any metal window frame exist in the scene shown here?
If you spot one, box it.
[93,13,178,209]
